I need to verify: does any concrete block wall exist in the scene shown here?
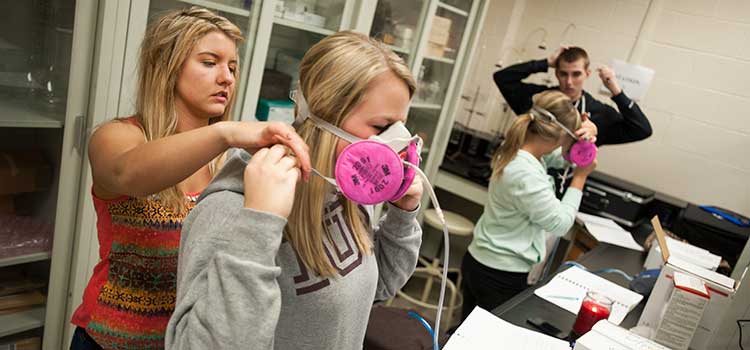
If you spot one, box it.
[503,0,750,215]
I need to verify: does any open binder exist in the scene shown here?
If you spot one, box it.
[534,266,643,324]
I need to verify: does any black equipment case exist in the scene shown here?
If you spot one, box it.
[580,171,656,228]
[672,204,750,268]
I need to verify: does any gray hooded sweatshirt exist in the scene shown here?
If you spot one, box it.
[165,149,422,350]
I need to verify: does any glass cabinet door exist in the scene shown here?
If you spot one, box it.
[254,0,350,123]
[146,0,257,45]
[407,0,473,166]
[274,0,347,33]
[0,0,76,127]
[369,0,429,66]
[0,0,77,343]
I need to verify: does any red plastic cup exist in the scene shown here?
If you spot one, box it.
[572,291,613,336]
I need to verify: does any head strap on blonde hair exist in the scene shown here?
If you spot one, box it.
[530,106,578,139]
[292,89,360,144]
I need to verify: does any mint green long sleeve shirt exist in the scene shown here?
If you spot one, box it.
[467,149,582,273]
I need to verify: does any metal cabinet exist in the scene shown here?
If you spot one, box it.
[370,0,487,186]
[239,0,364,123]
[0,1,97,349]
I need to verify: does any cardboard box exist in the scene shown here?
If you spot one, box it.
[643,236,721,271]
[0,279,46,298]
[381,33,396,45]
[708,266,750,349]
[564,222,599,262]
[0,267,47,298]
[0,337,41,350]
[426,42,445,58]
[0,152,51,195]
[0,290,45,313]
[574,320,670,350]
[429,16,452,46]
[653,271,710,349]
[637,217,741,350]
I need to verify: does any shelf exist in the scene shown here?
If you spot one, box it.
[274,17,335,37]
[424,55,455,65]
[411,102,442,110]
[177,0,251,17]
[0,306,45,338]
[0,252,52,269]
[387,44,410,55]
[0,98,65,128]
[437,1,469,17]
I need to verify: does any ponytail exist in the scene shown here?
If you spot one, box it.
[491,114,533,179]
[491,90,579,180]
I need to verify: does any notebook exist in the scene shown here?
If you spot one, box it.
[444,307,571,350]
[574,320,670,350]
[534,266,643,325]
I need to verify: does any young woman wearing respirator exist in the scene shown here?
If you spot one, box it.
[460,90,598,322]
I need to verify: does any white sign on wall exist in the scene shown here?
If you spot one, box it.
[599,59,655,101]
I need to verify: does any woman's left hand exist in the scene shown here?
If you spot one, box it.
[575,112,598,144]
[390,175,423,211]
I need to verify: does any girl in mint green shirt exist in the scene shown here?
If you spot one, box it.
[461,90,597,321]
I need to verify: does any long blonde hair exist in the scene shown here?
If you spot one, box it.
[289,31,416,277]
[134,7,243,212]
[492,90,581,178]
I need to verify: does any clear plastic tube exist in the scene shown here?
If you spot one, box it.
[405,163,449,350]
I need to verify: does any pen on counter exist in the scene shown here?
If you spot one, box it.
[548,295,581,301]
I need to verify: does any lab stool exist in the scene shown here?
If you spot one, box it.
[388,209,474,329]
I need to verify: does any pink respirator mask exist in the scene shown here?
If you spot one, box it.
[294,90,453,346]
[294,91,422,205]
[530,106,597,167]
